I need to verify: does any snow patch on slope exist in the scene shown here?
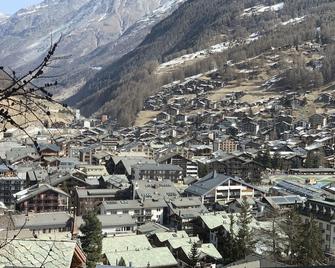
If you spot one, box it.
[281,16,305,26]
[159,32,262,71]
[159,41,233,70]
[241,2,284,17]
[0,12,9,24]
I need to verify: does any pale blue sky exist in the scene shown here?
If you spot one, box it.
[0,0,43,14]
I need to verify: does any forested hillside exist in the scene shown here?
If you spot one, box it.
[67,0,335,125]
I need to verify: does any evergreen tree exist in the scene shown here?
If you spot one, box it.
[305,152,321,168]
[255,149,272,169]
[280,209,303,265]
[236,197,256,258]
[298,217,325,266]
[118,257,127,267]
[188,242,200,267]
[80,211,103,268]
[271,152,282,170]
[219,214,239,264]
[261,208,284,261]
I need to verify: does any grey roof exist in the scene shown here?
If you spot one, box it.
[14,184,70,203]
[133,180,180,200]
[101,199,168,211]
[132,163,182,172]
[168,197,208,219]
[78,214,136,228]
[263,195,305,207]
[39,143,61,152]
[275,180,325,199]
[12,212,72,229]
[137,222,170,235]
[0,239,79,268]
[185,172,266,196]
[101,174,129,188]
[76,188,119,199]
[170,197,203,208]
[27,169,48,182]
[5,146,38,163]
[119,158,156,175]
[45,174,88,187]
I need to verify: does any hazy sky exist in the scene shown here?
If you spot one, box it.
[0,0,43,14]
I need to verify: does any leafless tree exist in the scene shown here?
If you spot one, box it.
[0,36,69,153]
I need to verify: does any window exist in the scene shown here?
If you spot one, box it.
[327,224,331,231]
[326,235,330,241]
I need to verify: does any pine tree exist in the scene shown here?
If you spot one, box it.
[118,257,127,267]
[261,208,284,261]
[219,214,239,264]
[80,211,103,268]
[298,217,325,266]
[280,209,303,265]
[188,242,200,267]
[305,152,321,168]
[236,197,256,259]
[271,152,282,170]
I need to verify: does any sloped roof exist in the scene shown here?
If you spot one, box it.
[105,247,177,268]
[185,172,266,196]
[0,239,78,268]
[12,212,72,229]
[155,231,189,243]
[14,184,70,203]
[181,243,222,261]
[102,234,152,254]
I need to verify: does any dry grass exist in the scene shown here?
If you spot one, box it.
[134,111,159,127]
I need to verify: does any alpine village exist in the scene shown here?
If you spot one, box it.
[3,0,335,268]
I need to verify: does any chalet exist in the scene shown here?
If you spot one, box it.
[309,113,327,129]
[100,199,168,225]
[0,164,25,207]
[157,152,198,178]
[131,163,183,182]
[112,157,156,177]
[74,188,121,215]
[167,197,207,235]
[132,179,180,200]
[14,183,70,213]
[208,154,264,181]
[38,143,60,157]
[157,112,171,122]
[185,172,266,207]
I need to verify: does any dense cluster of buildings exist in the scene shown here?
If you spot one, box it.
[2,69,335,267]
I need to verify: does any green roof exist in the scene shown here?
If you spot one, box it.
[155,230,188,242]
[102,235,152,254]
[181,243,222,260]
[200,212,229,230]
[168,236,200,249]
[105,247,177,268]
